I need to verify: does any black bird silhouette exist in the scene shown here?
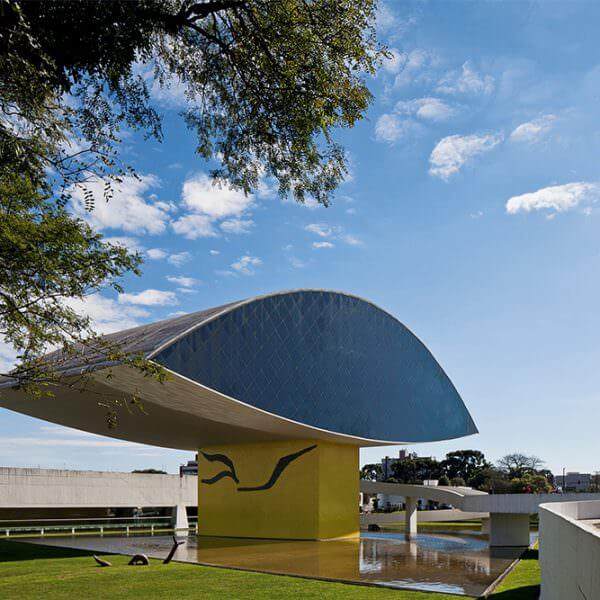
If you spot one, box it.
[237,444,317,492]
[199,451,239,484]
[200,444,317,492]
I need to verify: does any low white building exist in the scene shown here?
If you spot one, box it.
[555,472,592,492]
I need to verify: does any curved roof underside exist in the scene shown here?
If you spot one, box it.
[0,290,477,448]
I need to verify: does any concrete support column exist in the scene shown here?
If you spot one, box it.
[197,440,359,540]
[172,504,189,531]
[489,513,530,547]
[405,497,418,538]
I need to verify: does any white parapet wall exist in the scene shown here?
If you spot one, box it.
[539,499,600,600]
[0,467,197,509]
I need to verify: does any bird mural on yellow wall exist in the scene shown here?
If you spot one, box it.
[200,444,317,492]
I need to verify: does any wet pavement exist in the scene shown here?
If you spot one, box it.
[29,528,531,596]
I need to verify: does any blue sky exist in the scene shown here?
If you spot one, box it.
[2,0,600,475]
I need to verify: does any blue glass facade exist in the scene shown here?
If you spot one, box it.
[154,291,477,443]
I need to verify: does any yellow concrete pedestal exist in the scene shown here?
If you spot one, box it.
[197,440,359,540]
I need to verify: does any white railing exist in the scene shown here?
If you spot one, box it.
[0,516,199,538]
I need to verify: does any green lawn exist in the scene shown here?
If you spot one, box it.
[0,539,540,599]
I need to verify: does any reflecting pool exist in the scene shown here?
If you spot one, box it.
[29,528,529,596]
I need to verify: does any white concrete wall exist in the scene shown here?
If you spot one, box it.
[0,467,197,508]
[539,500,600,600]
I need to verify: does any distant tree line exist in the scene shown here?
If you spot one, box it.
[360,450,553,494]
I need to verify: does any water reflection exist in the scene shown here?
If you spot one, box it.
[29,527,528,596]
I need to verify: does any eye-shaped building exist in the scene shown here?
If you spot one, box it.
[0,289,477,540]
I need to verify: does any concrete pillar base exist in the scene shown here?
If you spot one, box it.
[172,504,189,531]
[405,497,417,538]
[489,513,530,547]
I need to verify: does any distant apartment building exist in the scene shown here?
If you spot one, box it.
[179,456,198,477]
[555,472,592,492]
[381,449,418,480]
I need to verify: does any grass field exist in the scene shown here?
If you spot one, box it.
[0,539,540,599]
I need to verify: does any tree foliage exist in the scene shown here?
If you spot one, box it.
[440,450,490,484]
[390,456,442,484]
[364,449,553,495]
[497,453,545,479]
[360,463,383,481]
[509,473,552,495]
[0,1,384,397]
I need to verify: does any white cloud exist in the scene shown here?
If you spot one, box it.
[220,219,254,234]
[382,48,404,74]
[70,174,170,235]
[342,234,363,246]
[0,337,17,374]
[231,255,262,276]
[305,223,337,237]
[209,250,220,256]
[171,214,217,239]
[375,97,455,144]
[510,114,556,143]
[506,182,600,215]
[147,248,195,266]
[288,257,307,269]
[395,97,454,122]
[392,49,433,88]
[118,289,178,306]
[167,251,191,267]
[65,294,149,334]
[376,2,417,42]
[136,61,189,109]
[146,248,168,260]
[436,61,494,96]
[173,173,263,239]
[168,311,188,317]
[166,275,200,288]
[0,435,143,448]
[103,236,143,252]
[182,173,252,219]
[429,133,502,180]
[305,223,361,247]
[59,133,89,157]
[374,113,416,144]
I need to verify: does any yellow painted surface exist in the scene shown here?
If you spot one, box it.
[197,440,359,540]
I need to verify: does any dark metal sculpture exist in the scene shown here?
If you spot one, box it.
[93,555,112,567]
[128,554,150,566]
[163,535,185,564]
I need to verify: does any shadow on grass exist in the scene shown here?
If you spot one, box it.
[488,585,540,599]
[0,540,99,563]
[523,549,538,560]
